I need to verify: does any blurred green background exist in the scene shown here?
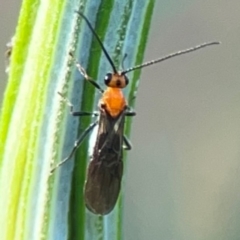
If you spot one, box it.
[1,1,240,240]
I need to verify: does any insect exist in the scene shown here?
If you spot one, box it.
[51,11,220,215]
[5,36,14,73]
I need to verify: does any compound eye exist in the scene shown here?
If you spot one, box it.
[104,73,112,86]
[124,75,129,86]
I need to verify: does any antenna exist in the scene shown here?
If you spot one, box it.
[122,41,220,75]
[76,11,118,74]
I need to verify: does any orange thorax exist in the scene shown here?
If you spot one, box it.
[100,87,127,117]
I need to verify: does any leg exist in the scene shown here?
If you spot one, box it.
[125,106,136,117]
[69,52,104,94]
[58,92,99,117]
[50,120,98,173]
[125,110,136,117]
[123,135,132,150]
[123,109,134,150]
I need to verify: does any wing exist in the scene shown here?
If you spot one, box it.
[84,109,125,215]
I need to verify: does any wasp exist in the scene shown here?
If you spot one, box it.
[51,11,219,215]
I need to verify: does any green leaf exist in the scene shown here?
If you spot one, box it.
[0,0,155,239]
